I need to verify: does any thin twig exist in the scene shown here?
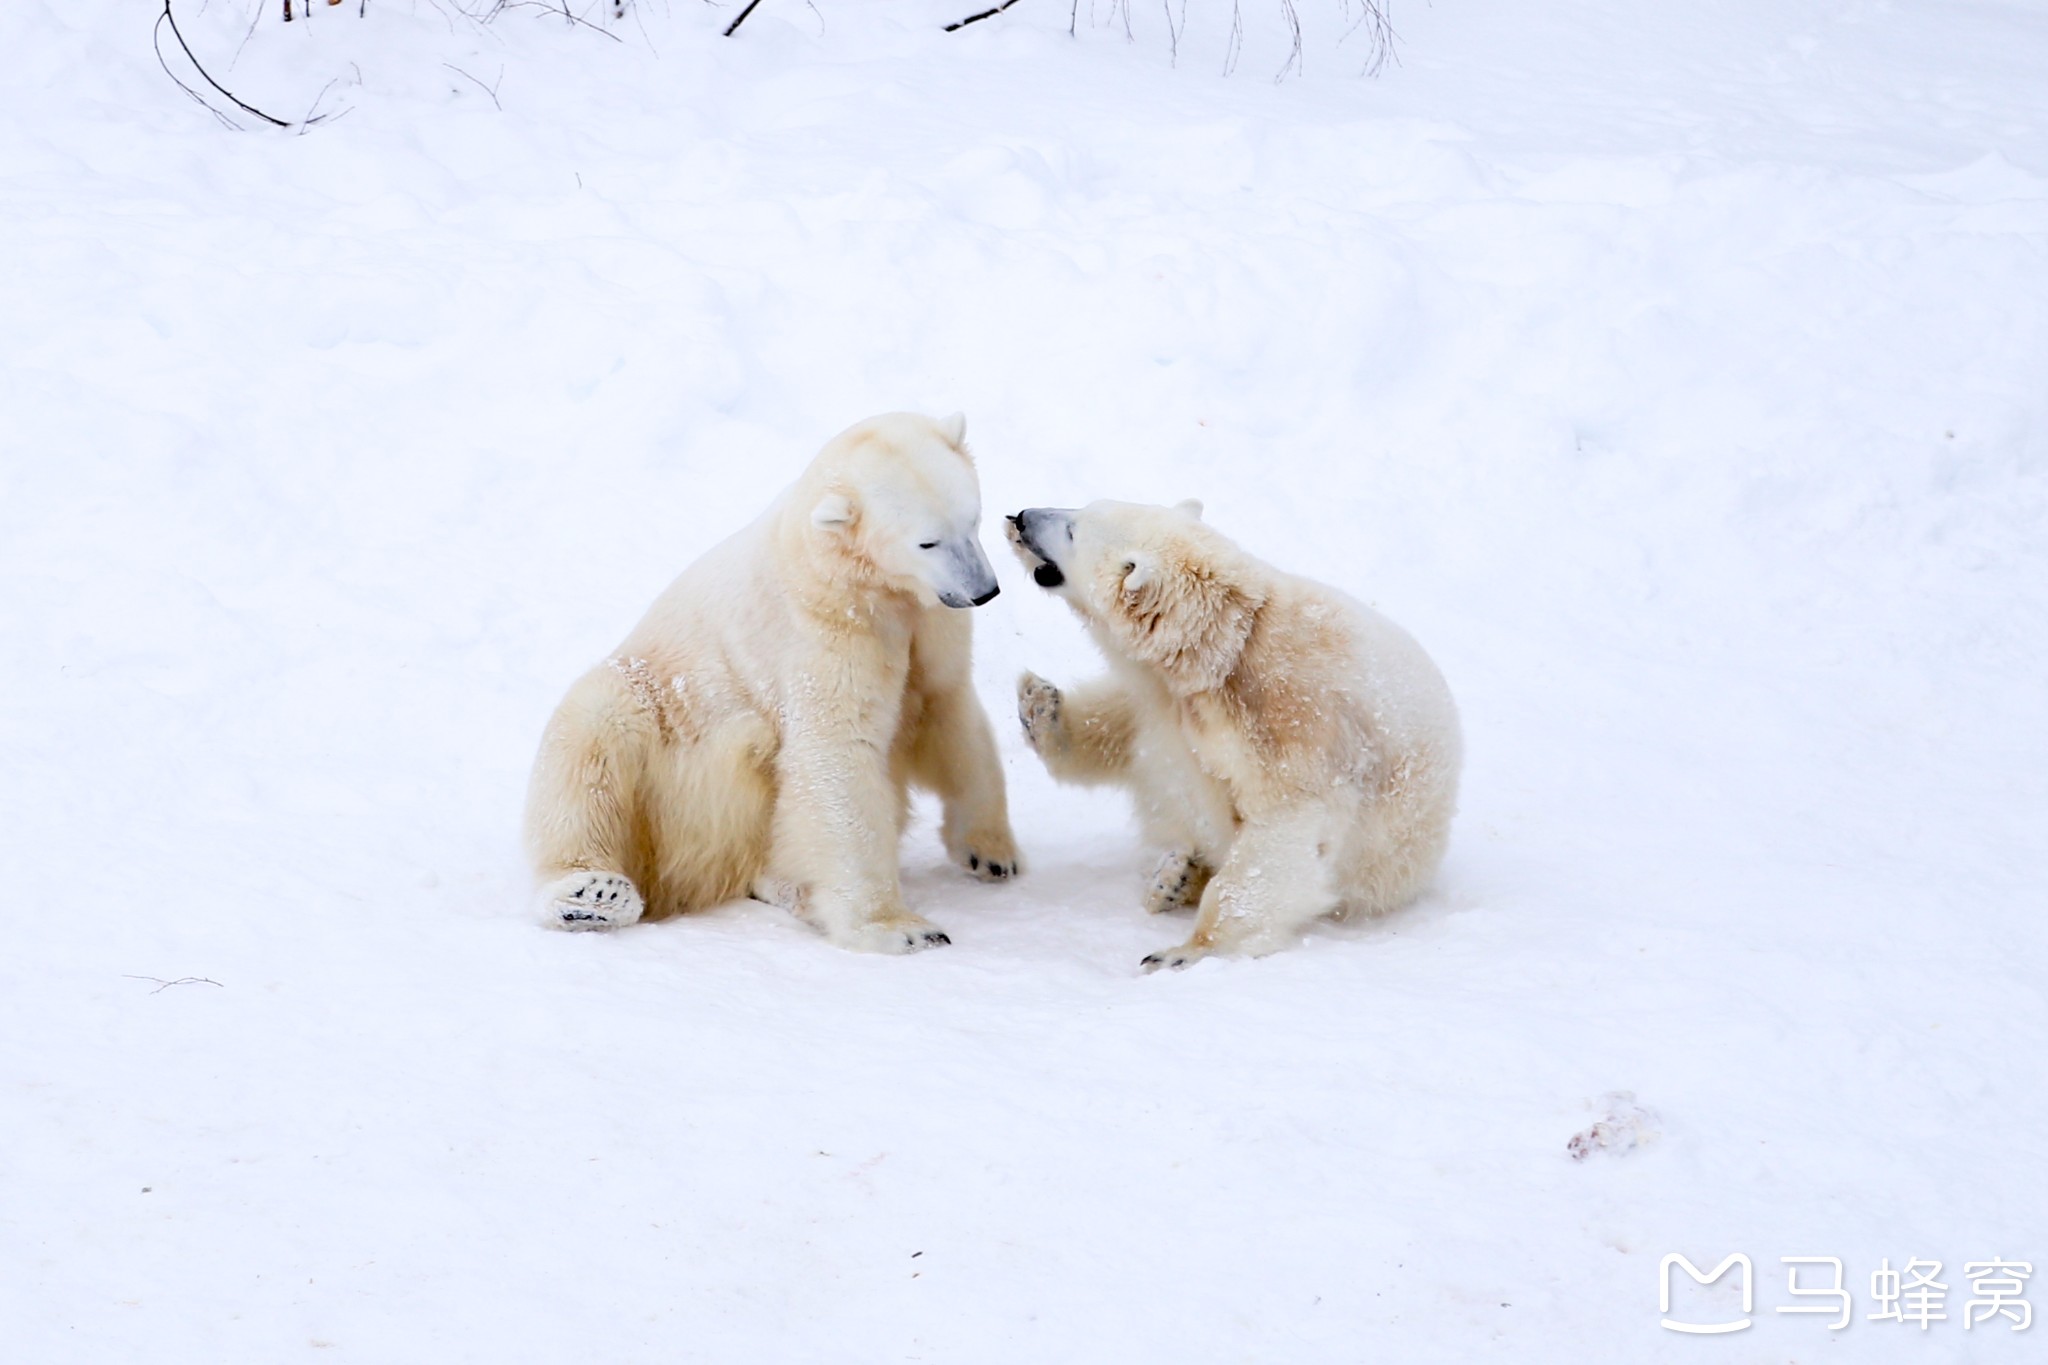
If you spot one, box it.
[232,0,264,69]
[945,0,1024,32]
[498,0,624,38]
[444,62,505,108]
[1161,0,1185,64]
[1274,0,1303,80]
[298,71,359,130]
[723,0,764,35]
[302,75,340,127]
[632,0,662,51]
[124,975,225,995]
[1336,0,1396,76]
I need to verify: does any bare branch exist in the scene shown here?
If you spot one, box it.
[155,1,293,128]
[945,0,1025,32]
[723,0,765,35]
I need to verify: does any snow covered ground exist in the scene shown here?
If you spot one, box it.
[4,0,2045,1359]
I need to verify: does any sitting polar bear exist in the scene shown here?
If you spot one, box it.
[523,412,1020,953]
[1008,499,1460,969]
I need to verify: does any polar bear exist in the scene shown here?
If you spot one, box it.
[1008,499,1460,969]
[523,413,1020,954]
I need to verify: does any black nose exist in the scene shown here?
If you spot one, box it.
[971,585,1001,606]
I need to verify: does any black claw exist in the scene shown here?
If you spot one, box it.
[571,886,586,898]
[929,932,951,946]
[969,854,980,871]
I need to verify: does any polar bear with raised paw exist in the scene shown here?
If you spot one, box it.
[1008,499,1460,969]
[524,413,1020,953]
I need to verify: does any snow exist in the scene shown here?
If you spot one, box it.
[4,0,2045,1358]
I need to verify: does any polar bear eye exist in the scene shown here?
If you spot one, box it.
[918,540,940,550]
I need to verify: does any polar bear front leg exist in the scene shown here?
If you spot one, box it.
[904,682,1020,881]
[770,733,951,954]
[1141,809,1333,970]
[1017,673,1137,784]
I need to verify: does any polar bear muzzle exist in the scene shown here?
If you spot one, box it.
[934,534,1002,609]
[1008,508,1076,589]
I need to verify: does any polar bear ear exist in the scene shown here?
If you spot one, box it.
[810,492,855,529]
[1173,499,1204,522]
[1121,552,1158,595]
[937,412,968,449]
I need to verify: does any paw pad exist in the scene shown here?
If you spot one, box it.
[540,871,644,931]
[963,847,1018,882]
[1016,673,1063,750]
[1144,849,1204,913]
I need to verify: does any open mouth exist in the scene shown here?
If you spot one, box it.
[1007,513,1066,589]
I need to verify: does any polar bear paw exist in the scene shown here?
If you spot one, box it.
[947,823,1021,881]
[1143,848,1209,914]
[539,871,644,931]
[1016,672,1063,752]
[963,843,1020,881]
[1140,941,1211,973]
[839,914,953,954]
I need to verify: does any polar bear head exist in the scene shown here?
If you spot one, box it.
[1008,499,1266,692]
[803,412,1000,610]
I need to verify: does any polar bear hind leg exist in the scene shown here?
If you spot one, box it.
[524,665,657,930]
[1142,810,1336,970]
[642,714,777,916]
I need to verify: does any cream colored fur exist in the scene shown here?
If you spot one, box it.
[524,413,1018,954]
[1009,499,1460,968]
